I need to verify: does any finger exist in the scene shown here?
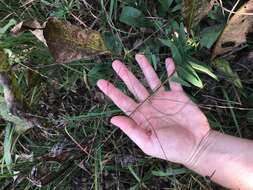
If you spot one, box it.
[135,54,164,91]
[112,60,149,101]
[111,116,150,148]
[165,58,183,91]
[97,80,137,115]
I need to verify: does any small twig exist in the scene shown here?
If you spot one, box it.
[21,0,37,7]
[64,126,89,155]
[227,0,240,22]
[216,0,253,16]
[70,12,88,28]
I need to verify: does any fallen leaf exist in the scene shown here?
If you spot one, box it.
[11,20,47,46]
[182,0,215,30]
[11,17,110,63]
[11,20,43,35]
[212,0,253,59]
[44,17,110,63]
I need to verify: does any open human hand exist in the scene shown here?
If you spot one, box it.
[97,54,211,165]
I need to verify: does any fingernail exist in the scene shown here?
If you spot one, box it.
[112,60,122,72]
[96,79,106,88]
[135,54,144,61]
[110,117,119,126]
[165,58,174,68]
[110,117,115,125]
[165,57,173,64]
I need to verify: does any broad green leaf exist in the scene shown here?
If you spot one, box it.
[189,60,218,80]
[179,22,187,45]
[159,38,204,88]
[159,0,173,10]
[171,75,191,87]
[208,6,225,21]
[103,32,122,54]
[172,2,182,12]
[185,64,199,79]
[159,39,183,65]
[3,123,13,172]
[119,6,151,28]
[50,7,68,18]
[200,24,224,49]
[178,66,204,88]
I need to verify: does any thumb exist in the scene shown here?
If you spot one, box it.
[111,116,150,149]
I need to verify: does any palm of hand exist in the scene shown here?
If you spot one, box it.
[132,89,210,163]
[97,55,210,164]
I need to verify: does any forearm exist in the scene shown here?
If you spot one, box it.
[185,130,253,189]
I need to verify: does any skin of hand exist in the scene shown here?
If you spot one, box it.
[186,131,253,189]
[97,54,253,189]
[97,54,211,164]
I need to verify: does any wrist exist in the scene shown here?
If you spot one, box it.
[183,130,253,189]
[183,129,220,169]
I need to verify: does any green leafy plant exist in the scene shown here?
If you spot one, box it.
[2,124,13,173]
[160,22,218,88]
[119,6,152,28]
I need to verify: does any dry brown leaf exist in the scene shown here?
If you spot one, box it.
[182,0,214,30]
[44,17,110,63]
[11,20,43,35]
[212,0,253,59]
[21,0,37,7]
[11,20,47,46]
[11,17,110,63]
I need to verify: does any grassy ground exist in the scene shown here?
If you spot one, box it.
[0,0,253,189]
